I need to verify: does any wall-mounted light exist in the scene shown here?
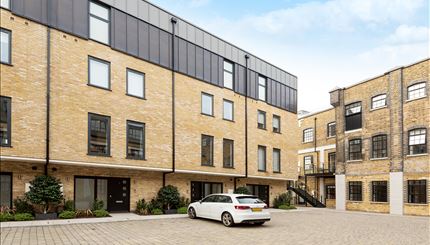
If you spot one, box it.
[31,166,37,171]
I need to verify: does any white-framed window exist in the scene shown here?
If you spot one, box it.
[89,1,110,45]
[273,148,281,173]
[327,122,336,137]
[0,0,10,9]
[407,83,426,100]
[258,75,267,101]
[0,28,11,64]
[223,60,234,89]
[304,156,313,170]
[126,69,145,98]
[371,94,387,109]
[201,93,213,116]
[303,128,313,143]
[88,56,110,89]
[258,145,266,171]
[223,99,234,121]
[408,128,427,155]
[257,110,266,129]
[273,115,281,133]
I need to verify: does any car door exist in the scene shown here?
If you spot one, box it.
[198,195,216,219]
[214,195,232,220]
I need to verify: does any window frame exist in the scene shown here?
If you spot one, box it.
[89,0,111,45]
[328,152,336,172]
[303,128,314,143]
[408,128,427,155]
[371,181,388,202]
[407,82,427,101]
[371,134,388,159]
[126,120,145,160]
[0,96,11,147]
[371,94,387,109]
[258,75,267,101]
[348,139,362,161]
[223,138,234,168]
[222,99,234,121]
[327,122,336,137]
[0,28,12,65]
[1,0,11,10]
[201,134,214,166]
[257,145,267,172]
[126,68,145,99]
[257,110,266,130]
[348,181,362,201]
[201,92,214,117]
[88,113,111,156]
[272,148,281,173]
[407,180,427,204]
[88,56,111,90]
[304,155,313,171]
[326,185,336,200]
[345,102,362,131]
[272,115,281,133]
[223,59,234,90]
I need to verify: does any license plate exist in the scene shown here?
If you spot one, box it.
[252,208,262,212]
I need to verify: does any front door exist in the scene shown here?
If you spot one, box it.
[247,184,270,206]
[108,178,130,212]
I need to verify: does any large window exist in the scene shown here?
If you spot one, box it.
[0,173,12,207]
[0,96,11,146]
[273,148,281,173]
[1,0,10,9]
[201,93,213,116]
[223,139,234,168]
[223,60,234,89]
[201,135,214,166]
[371,181,388,202]
[345,102,362,131]
[326,185,335,200]
[372,135,387,158]
[273,115,281,133]
[126,69,145,99]
[304,155,313,173]
[257,110,266,129]
[348,139,362,160]
[348,181,362,201]
[258,146,266,171]
[408,128,427,155]
[88,56,110,89]
[89,1,110,45]
[75,177,107,210]
[408,180,427,204]
[327,122,336,137]
[328,152,336,172]
[223,99,234,121]
[190,181,223,202]
[407,83,426,100]
[371,94,387,109]
[303,128,313,143]
[258,75,267,101]
[0,28,11,64]
[88,113,110,156]
[126,121,145,160]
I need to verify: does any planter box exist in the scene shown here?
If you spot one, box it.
[35,213,58,220]
[164,209,177,214]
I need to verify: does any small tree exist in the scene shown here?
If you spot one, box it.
[156,185,180,210]
[25,175,63,214]
[234,186,250,194]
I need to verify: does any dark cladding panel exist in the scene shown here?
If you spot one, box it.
[72,0,89,37]
[281,85,287,109]
[26,0,46,24]
[248,70,257,99]
[210,53,219,86]
[178,38,187,74]
[57,0,73,33]
[276,82,282,107]
[203,49,211,82]
[187,42,196,76]
[236,65,246,95]
[234,64,240,93]
[126,15,139,56]
[138,21,150,60]
[218,56,224,87]
[149,25,160,63]
[113,10,127,52]
[11,0,25,17]
[195,46,204,80]
[159,30,170,68]
[173,36,179,71]
[293,89,297,112]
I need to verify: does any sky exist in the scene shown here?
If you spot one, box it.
[150,0,429,113]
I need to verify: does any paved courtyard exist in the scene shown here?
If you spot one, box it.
[1,208,429,245]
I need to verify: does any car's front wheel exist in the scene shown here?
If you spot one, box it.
[221,212,234,227]
[188,207,196,219]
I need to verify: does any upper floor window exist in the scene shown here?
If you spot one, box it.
[408,180,427,204]
[348,139,362,160]
[223,60,234,89]
[1,0,10,9]
[408,128,427,155]
[372,181,388,202]
[407,83,426,100]
[201,135,214,166]
[223,139,234,168]
[258,145,266,171]
[348,181,362,201]
[88,56,110,89]
[304,155,313,171]
[327,122,336,137]
[303,128,313,143]
[223,99,234,121]
[126,69,145,99]
[372,135,387,158]
[328,152,336,172]
[88,113,110,156]
[273,115,281,133]
[89,1,110,45]
[126,121,145,160]
[345,102,362,131]
[258,76,267,101]
[0,96,11,146]
[273,148,281,173]
[201,93,213,116]
[0,29,11,64]
[257,110,266,129]
[371,94,387,109]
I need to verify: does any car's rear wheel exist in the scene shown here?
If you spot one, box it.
[221,212,234,227]
[188,207,196,219]
[254,222,265,226]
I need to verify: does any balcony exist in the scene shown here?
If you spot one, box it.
[304,164,335,177]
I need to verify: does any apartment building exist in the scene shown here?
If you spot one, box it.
[0,0,299,211]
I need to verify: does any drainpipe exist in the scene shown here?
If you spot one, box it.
[399,68,404,171]
[163,17,177,186]
[44,26,51,175]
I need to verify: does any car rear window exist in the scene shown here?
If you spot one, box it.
[236,196,264,204]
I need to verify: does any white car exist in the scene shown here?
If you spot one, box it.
[187,193,270,227]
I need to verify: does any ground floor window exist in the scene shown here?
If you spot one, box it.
[0,172,12,207]
[408,180,427,204]
[371,181,388,202]
[326,185,335,199]
[348,181,362,201]
[246,184,270,205]
[190,181,223,203]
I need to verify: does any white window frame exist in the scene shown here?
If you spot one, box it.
[88,56,110,90]
[223,60,234,90]
[201,92,214,116]
[89,1,110,45]
[126,68,145,99]
[407,82,426,101]
[223,99,234,121]
[303,128,314,143]
[371,94,387,109]
[258,75,267,101]
[0,28,11,65]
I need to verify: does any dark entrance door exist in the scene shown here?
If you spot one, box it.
[190,181,223,202]
[247,184,270,205]
[108,178,130,212]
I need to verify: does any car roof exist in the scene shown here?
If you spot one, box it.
[206,193,256,198]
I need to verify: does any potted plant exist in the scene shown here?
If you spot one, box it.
[156,185,180,214]
[25,175,63,220]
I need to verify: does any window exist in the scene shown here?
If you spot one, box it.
[407,83,426,100]
[257,110,266,129]
[328,152,336,172]
[326,185,335,199]
[0,29,11,64]
[303,128,313,143]
[408,129,427,155]
[75,177,108,210]
[273,148,281,173]
[89,1,110,44]
[371,94,387,109]
[372,135,387,158]
[223,100,234,121]
[88,113,110,156]
[258,75,267,101]
[88,57,110,89]
[190,181,223,202]
[126,69,145,98]
[1,0,10,9]
[126,121,145,160]
[218,195,233,203]
[304,156,313,171]
[0,96,11,146]
[258,146,266,171]
[273,115,281,133]
[201,93,213,116]
[0,173,12,207]
[348,181,362,201]
[348,139,362,160]
[223,139,234,168]
[223,60,234,89]
[201,135,214,166]
[408,180,427,204]
[372,181,388,202]
[345,102,362,131]
[327,122,336,137]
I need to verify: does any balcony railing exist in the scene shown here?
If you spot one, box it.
[304,164,335,175]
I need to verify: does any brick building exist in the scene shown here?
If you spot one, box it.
[0,0,299,211]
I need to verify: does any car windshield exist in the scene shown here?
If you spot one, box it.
[236,196,264,204]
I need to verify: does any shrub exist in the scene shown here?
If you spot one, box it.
[178,197,190,207]
[136,199,148,215]
[58,211,76,219]
[91,199,105,211]
[147,198,162,214]
[156,185,180,210]
[177,207,188,214]
[13,198,33,214]
[25,175,63,214]
[0,213,14,222]
[63,200,74,212]
[14,213,34,221]
[234,187,250,194]
[273,191,292,208]
[278,205,296,210]
[93,209,109,217]
[75,209,93,218]
[151,208,163,215]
